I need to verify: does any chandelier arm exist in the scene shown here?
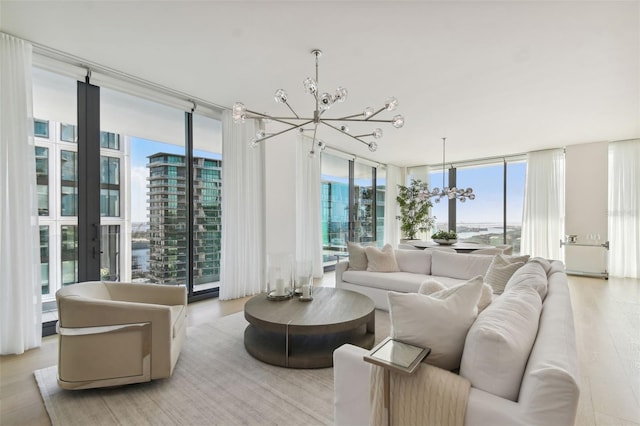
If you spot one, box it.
[334,113,365,120]
[320,121,371,146]
[283,102,300,119]
[321,118,395,123]
[244,109,302,127]
[255,120,314,143]
[364,107,386,121]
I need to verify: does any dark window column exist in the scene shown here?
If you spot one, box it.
[448,167,456,231]
[77,80,101,281]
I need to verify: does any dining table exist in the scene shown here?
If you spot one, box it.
[407,241,496,253]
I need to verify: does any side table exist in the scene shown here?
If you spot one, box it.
[364,337,431,426]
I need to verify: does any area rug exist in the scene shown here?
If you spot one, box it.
[35,309,390,425]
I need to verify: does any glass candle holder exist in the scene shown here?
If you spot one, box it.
[267,253,293,300]
[294,260,312,295]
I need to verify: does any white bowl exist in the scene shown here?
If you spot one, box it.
[434,239,458,245]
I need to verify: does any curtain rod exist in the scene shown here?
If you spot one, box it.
[2,31,227,113]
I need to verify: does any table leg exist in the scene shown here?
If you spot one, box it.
[384,368,391,426]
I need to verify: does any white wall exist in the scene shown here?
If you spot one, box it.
[564,141,609,275]
[265,133,296,254]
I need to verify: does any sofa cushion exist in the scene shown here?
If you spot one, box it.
[430,251,494,280]
[394,249,432,275]
[529,257,552,274]
[504,261,549,300]
[419,279,493,313]
[388,276,483,371]
[484,254,526,294]
[365,244,400,272]
[459,284,542,401]
[347,242,368,271]
[342,271,438,293]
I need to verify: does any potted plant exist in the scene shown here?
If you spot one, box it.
[396,179,435,240]
[431,230,458,245]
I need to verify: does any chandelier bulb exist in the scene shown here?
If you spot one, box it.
[385,97,399,111]
[334,87,348,103]
[303,77,318,95]
[274,89,288,104]
[308,150,316,158]
[363,107,374,118]
[392,114,405,128]
[372,128,383,139]
[317,140,327,151]
[249,138,260,149]
[256,129,265,139]
[368,141,378,152]
[232,102,247,123]
[340,125,349,133]
[319,92,333,110]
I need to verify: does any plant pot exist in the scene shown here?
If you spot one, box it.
[434,239,458,245]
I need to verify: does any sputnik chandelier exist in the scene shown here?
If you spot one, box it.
[232,49,405,155]
[427,137,475,203]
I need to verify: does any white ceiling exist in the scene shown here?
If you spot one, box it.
[2,0,638,167]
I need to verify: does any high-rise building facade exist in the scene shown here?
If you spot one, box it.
[147,153,222,285]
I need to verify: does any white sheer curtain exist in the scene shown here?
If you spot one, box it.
[608,139,640,278]
[296,134,323,278]
[384,164,401,248]
[0,34,42,354]
[520,149,565,260]
[219,111,266,300]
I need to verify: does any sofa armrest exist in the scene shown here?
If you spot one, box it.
[334,261,350,288]
[58,297,173,329]
[334,344,371,426]
[465,387,523,426]
[105,282,187,306]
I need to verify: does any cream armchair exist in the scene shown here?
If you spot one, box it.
[56,281,187,390]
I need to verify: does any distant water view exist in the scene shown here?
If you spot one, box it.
[435,223,522,253]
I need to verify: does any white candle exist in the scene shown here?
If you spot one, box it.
[275,278,285,296]
[302,284,310,298]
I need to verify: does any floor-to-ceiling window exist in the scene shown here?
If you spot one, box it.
[321,153,350,265]
[33,65,223,334]
[409,158,526,253]
[321,152,385,266]
[32,68,77,323]
[353,161,375,244]
[192,113,223,292]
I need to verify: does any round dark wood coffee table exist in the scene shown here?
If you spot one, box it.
[244,287,375,368]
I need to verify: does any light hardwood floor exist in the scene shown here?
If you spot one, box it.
[1,273,638,425]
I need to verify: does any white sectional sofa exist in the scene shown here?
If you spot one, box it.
[333,252,580,426]
[336,249,496,310]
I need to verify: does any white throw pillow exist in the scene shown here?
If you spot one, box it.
[431,250,494,280]
[417,279,446,294]
[388,276,483,371]
[477,283,493,313]
[394,249,432,275]
[484,254,526,294]
[347,242,368,271]
[419,278,493,313]
[459,284,542,401]
[366,244,400,272]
